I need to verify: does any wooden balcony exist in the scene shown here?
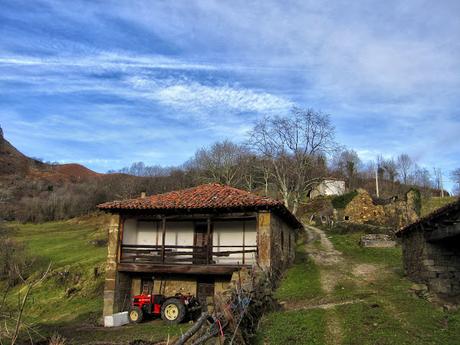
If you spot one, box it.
[117,244,258,275]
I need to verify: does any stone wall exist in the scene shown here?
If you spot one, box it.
[269,213,296,273]
[402,229,460,301]
[152,274,198,296]
[342,189,386,224]
[341,189,419,229]
[103,214,121,317]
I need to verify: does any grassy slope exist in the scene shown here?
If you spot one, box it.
[5,215,183,344]
[258,231,460,345]
[421,196,457,217]
[257,239,327,345]
[330,233,460,345]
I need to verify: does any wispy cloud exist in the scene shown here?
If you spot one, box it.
[1,0,459,189]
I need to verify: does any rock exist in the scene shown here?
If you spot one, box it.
[359,234,396,248]
[410,283,428,292]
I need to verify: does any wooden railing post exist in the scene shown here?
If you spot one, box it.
[242,221,246,265]
[207,217,211,264]
[161,217,166,263]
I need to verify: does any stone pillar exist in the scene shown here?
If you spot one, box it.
[257,211,271,268]
[103,214,121,317]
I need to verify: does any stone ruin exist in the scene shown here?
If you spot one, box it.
[397,199,460,304]
[340,188,419,230]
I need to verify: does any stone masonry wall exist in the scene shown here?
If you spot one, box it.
[402,229,460,300]
[342,189,419,229]
[269,213,296,274]
[343,189,386,224]
[103,214,121,317]
[152,274,197,296]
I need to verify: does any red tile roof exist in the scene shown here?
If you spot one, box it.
[97,183,302,228]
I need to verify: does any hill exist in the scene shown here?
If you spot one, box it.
[0,129,100,183]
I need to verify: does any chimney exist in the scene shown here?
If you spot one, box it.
[140,192,146,198]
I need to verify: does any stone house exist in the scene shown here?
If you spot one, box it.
[97,183,302,324]
[396,199,460,303]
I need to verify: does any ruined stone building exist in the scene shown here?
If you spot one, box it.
[396,199,460,303]
[97,183,302,325]
[340,189,419,229]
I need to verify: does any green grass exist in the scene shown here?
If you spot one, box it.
[257,309,326,345]
[329,230,460,345]
[337,275,460,345]
[4,215,182,344]
[421,196,457,217]
[328,232,402,267]
[274,244,322,301]
[257,241,325,344]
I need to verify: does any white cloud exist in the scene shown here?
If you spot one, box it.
[152,82,292,113]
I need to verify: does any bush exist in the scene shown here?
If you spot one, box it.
[331,190,358,209]
[0,223,29,286]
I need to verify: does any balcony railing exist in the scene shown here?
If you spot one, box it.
[120,244,257,265]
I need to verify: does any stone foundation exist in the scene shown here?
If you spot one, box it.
[402,230,460,301]
[360,234,396,248]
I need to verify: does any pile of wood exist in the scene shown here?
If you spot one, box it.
[173,267,280,345]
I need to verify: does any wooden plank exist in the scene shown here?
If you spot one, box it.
[117,263,248,275]
[117,216,124,263]
[122,244,197,249]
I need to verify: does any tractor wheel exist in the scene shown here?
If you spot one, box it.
[128,307,143,323]
[161,298,186,324]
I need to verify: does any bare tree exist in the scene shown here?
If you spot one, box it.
[397,153,413,185]
[188,140,250,187]
[0,263,51,345]
[381,158,398,183]
[332,149,361,189]
[248,107,336,215]
[451,168,460,196]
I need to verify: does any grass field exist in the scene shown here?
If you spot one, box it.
[421,196,457,217]
[257,229,460,345]
[4,214,184,344]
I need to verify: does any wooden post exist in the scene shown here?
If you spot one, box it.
[117,216,124,263]
[242,221,246,265]
[207,217,211,264]
[161,217,166,264]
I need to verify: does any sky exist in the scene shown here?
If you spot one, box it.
[1,0,459,191]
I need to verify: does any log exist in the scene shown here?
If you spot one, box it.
[174,312,208,345]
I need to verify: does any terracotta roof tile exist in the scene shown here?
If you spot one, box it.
[97,183,281,210]
[97,183,303,229]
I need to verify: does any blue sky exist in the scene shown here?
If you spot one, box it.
[1,0,459,191]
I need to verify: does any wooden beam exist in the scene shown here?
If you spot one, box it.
[117,263,246,275]
[117,216,124,263]
[206,217,211,264]
[161,217,166,263]
[242,220,246,265]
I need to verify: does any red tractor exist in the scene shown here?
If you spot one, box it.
[128,293,201,324]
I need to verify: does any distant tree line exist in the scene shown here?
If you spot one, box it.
[2,107,458,223]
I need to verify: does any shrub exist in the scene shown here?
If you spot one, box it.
[331,190,358,209]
